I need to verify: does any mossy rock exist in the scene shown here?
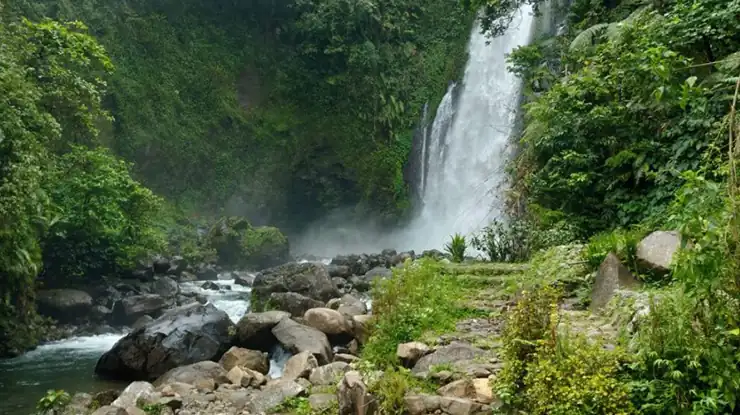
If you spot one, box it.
[207,216,290,270]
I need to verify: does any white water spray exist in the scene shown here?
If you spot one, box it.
[295,7,535,256]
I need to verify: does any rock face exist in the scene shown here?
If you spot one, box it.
[591,253,641,310]
[636,231,681,275]
[153,361,229,387]
[96,303,232,381]
[412,342,486,374]
[218,346,269,374]
[338,371,376,415]
[252,262,340,311]
[272,318,333,365]
[234,311,290,351]
[268,292,324,317]
[111,294,168,326]
[36,289,93,323]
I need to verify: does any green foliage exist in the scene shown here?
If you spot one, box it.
[36,389,71,415]
[42,146,166,281]
[367,367,435,414]
[274,395,338,415]
[444,233,467,263]
[583,227,646,272]
[137,401,165,415]
[472,218,579,262]
[523,335,634,415]
[495,285,561,406]
[464,0,546,38]
[362,259,467,367]
[206,216,290,269]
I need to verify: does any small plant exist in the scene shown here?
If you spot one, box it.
[368,367,435,415]
[36,390,71,415]
[137,401,165,415]
[444,233,467,263]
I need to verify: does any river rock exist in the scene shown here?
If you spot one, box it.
[96,303,232,380]
[338,371,375,415]
[438,379,476,399]
[111,294,168,326]
[309,393,336,412]
[308,361,350,385]
[153,256,171,275]
[335,294,368,317]
[226,365,265,388]
[91,305,113,322]
[218,346,269,374]
[244,379,307,413]
[234,310,290,350]
[91,406,128,415]
[234,272,254,287]
[36,289,94,323]
[591,253,641,310]
[152,277,180,298]
[412,342,486,374]
[328,264,352,279]
[282,351,319,381]
[252,262,340,311]
[195,264,219,281]
[304,308,351,335]
[269,292,324,317]
[352,315,372,345]
[201,281,220,291]
[636,231,681,275]
[111,381,156,409]
[153,361,229,387]
[397,342,431,367]
[272,318,333,365]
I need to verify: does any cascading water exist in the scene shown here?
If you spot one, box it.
[294,6,535,255]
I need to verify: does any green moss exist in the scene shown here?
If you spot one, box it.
[207,216,289,270]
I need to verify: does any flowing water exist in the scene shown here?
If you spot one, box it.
[294,7,535,256]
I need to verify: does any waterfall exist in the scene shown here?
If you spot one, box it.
[294,6,535,256]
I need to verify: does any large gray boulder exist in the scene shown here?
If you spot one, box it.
[234,311,290,351]
[636,231,681,275]
[591,253,641,310]
[338,371,376,415]
[272,318,333,365]
[95,303,232,381]
[304,308,351,335]
[153,361,229,387]
[412,342,486,375]
[36,289,93,323]
[111,294,168,326]
[252,262,340,311]
[152,277,179,298]
[245,380,307,413]
[268,292,324,317]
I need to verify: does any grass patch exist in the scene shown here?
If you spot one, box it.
[362,259,472,367]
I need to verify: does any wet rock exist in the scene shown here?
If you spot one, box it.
[218,346,269,374]
[234,310,290,351]
[336,294,368,317]
[591,253,641,310]
[328,264,352,279]
[36,289,94,323]
[636,231,681,275]
[153,361,230,387]
[472,378,496,404]
[96,303,232,381]
[304,308,351,335]
[167,256,188,276]
[338,371,375,415]
[234,272,254,287]
[62,393,93,415]
[268,292,324,317]
[92,305,113,322]
[91,406,128,415]
[152,277,179,298]
[364,266,392,282]
[282,351,319,381]
[92,389,121,407]
[195,265,219,281]
[179,271,198,282]
[201,281,220,291]
[245,379,306,413]
[272,318,333,365]
[397,342,431,367]
[252,262,340,311]
[111,294,168,326]
[111,381,156,409]
[412,342,486,374]
[153,256,171,275]
[309,361,350,386]
[438,379,475,399]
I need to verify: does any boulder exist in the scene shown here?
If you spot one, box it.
[91,406,127,415]
[244,379,306,414]
[96,303,232,381]
[328,264,352,279]
[336,294,368,317]
[338,371,375,415]
[268,292,324,317]
[91,305,113,322]
[472,378,496,404]
[304,308,351,335]
[153,361,229,387]
[364,266,392,282]
[282,351,319,381]
[131,315,154,330]
[226,366,266,388]
[195,264,219,281]
[167,256,188,276]
[234,311,290,351]
[352,315,373,345]
[397,342,431,367]
[591,253,641,310]
[412,342,486,374]
[201,281,220,291]
[218,346,269,374]
[334,353,359,364]
[207,217,290,270]
[405,394,487,415]
[309,361,350,386]
[252,262,340,311]
[152,277,179,298]
[36,289,93,323]
[272,318,333,365]
[179,271,197,282]
[309,393,337,412]
[153,256,171,275]
[234,272,255,287]
[636,231,681,275]
[111,295,168,326]
[111,381,156,409]
[437,379,475,399]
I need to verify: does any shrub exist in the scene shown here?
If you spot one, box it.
[582,227,646,272]
[472,218,580,262]
[36,389,71,415]
[367,367,435,414]
[362,259,467,367]
[207,216,290,269]
[41,146,165,282]
[524,335,633,415]
[444,233,467,263]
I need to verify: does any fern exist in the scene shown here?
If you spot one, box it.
[569,6,652,52]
